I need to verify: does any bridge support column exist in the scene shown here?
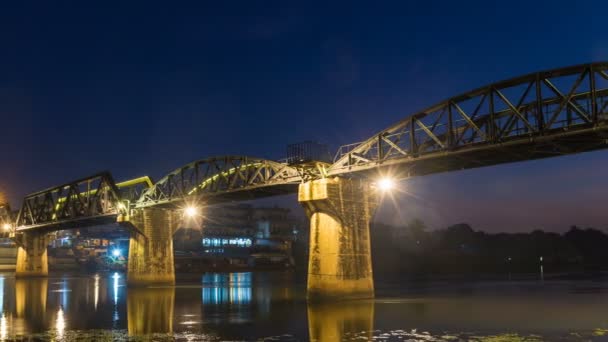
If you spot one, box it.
[127,208,178,286]
[15,232,49,277]
[299,177,378,301]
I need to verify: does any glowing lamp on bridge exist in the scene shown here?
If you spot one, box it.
[184,206,199,218]
[377,177,395,192]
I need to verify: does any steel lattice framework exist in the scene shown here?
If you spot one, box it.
[330,62,608,177]
[14,173,152,232]
[136,156,304,208]
[9,62,608,232]
[15,172,124,231]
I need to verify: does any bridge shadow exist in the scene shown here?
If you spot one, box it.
[307,299,375,341]
[127,286,175,337]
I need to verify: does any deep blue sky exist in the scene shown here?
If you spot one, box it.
[1,1,607,232]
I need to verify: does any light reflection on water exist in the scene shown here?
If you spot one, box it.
[0,313,7,340]
[0,272,605,340]
[202,272,252,305]
[54,306,65,339]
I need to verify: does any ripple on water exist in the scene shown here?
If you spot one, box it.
[6,328,608,341]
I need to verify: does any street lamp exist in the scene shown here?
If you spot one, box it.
[2,223,11,232]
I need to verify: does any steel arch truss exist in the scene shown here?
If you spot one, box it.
[15,172,126,231]
[330,62,608,176]
[136,156,303,208]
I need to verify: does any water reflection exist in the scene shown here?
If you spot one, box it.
[112,272,120,327]
[3,272,608,340]
[93,274,99,310]
[55,306,65,339]
[0,276,4,313]
[112,273,120,305]
[14,278,47,335]
[127,287,175,336]
[307,300,375,341]
[49,279,70,310]
[201,272,252,305]
[0,313,7,340]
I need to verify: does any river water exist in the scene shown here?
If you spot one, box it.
[1,271,608,341]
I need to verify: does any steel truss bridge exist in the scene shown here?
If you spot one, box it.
[2,62,608,233]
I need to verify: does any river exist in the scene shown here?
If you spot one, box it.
[1,271,608,341]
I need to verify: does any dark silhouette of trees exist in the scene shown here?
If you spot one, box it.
[370,220,608,279]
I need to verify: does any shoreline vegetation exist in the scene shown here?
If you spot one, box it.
[291,220,608,281]
[368,220,608,280]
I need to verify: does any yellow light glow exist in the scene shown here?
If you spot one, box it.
[184,206,198,218]
[377,177,395,191]
[117,203,126,211]
[56,306,65,338]
[1,224,10,232]
[94,274,100,310]
[0,313,6,340]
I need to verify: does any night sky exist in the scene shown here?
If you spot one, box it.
[1,1,607,232]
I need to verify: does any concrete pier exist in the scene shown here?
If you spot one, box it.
[299,177,378,301]
[127,208,179,286]
[15,232,49,277]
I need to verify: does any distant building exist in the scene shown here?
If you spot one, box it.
[173,203,304,268]
[39,204,305,270]
[286,141,331,164]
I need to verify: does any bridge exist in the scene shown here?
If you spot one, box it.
[2,62,608,300]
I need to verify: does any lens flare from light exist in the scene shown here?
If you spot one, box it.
[112,249,121,257]
[185,206,198,218]
[377,177,395,191]
[1,224,10,231]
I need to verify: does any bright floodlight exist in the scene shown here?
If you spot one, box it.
[185,206,198,218]
[2,223,10,231]
[377,177,395,191]
[112,249,121,257]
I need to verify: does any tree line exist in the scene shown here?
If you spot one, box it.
[371,220,608,278]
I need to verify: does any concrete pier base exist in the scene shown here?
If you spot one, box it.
[15,232,49,277]
[299,177,378,301]
[127,208,178,286]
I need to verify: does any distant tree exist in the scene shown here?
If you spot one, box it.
[407,219,427,235]
[564,226,608,267]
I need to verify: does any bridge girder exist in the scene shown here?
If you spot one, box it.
[135,156,305,208]
[11,62,608,231]
[13,173,152,232]
[14,172,124,232]
[330,62,608,177]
